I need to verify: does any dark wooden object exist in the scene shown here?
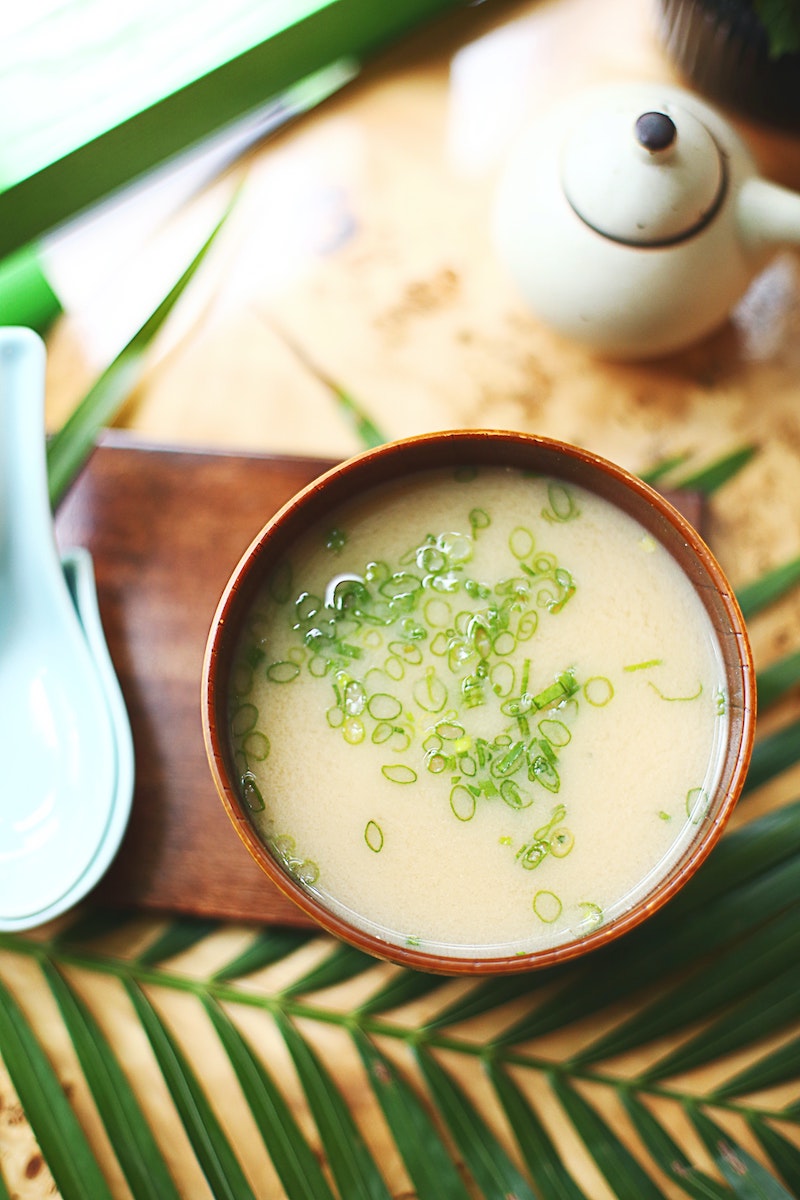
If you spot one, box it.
[54,434,703,925]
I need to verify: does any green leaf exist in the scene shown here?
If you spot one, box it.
[267,320,387,450]
[737,555,800,620]
[621,1091,732,1200]
[425,970,562,1031]
[748,1117,800,1194]
[137,920,220,967]
[687,1106,795,1199]
[202,998,336,1200]
[0,971,114,1200]
[413,1045,537,1200]
[274,1010,393,1200]
[46,190,238,508]
[41,960,181,1200]
[0,1161,10,1200]
[715,1033,800,1099]
[744,718,800,794]
[639,451,691,485]
[357,967,448,1016]
[486,1060,589,1200]
[54,908,137,945]
[123,979,257,1200]
[353,1028,471,1200]
[756,650,800,710]
[282,941,377,996]
[550,1074,668,1200]
[573,905,800,1066]
[668,445,757,495]
[753,0,800,56]
[646,962,800,1082]
[213,928,315,982]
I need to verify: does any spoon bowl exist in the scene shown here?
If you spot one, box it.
[0,327,132,930]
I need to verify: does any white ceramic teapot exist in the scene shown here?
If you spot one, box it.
[491,81,800,359]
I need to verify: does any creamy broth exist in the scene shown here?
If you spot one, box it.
[227,468,727,958]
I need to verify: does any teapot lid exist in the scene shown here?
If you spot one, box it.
[561,97,727,246]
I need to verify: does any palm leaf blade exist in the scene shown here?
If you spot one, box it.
[426,971,561,1032]
[413,1044,537,1200]
[0,972,114,1200]
[123,979,257,1200]
[213,928,314,982]
[41,959,181,1200]
[137,919,220,967]
[639,451,691,485]
[202,997,337,1200]
[549,1074,668,1200]
[646,963,800,1082]
[756,650,800,710]
[46,191,237,508]
[737,555,800,620]
[486,1059,590,1200]
[356,967,447,1016]
[274,1010,393,1200]
[748,1118,800,1196]
[352,1028,471,1200]
[744,719,800,794]
[715,1033,800,1099]
[574,905,800,1066]
[687,1107,795,1199]
[282,942,377,996]
[620,1091,733,1200]
[670,445,757,494]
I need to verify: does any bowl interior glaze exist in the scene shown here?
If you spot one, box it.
[202,430,755,975]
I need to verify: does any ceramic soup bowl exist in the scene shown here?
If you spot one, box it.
[202,431,755,975]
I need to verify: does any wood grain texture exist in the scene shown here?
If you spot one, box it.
[55,434,328,924]
[54,433,702,925]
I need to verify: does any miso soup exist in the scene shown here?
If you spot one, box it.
[227,467,728,958]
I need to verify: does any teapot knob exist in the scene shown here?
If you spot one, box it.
[634,111,677,153]
[562,98,726,246]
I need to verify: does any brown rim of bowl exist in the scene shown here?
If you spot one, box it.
[202,429,756,976]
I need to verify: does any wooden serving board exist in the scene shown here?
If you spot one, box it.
[54,434,703,926]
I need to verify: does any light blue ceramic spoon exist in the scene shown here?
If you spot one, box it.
[0,326,132,929]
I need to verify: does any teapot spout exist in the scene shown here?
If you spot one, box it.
[737,177,800,259]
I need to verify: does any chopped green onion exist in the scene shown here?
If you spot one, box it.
[267,661,301,683]
[240,772,265,812]
[450,785,477,821]
[364,821,384,853]
[231,703,258,736]
[541,482,580,523]
[533,890,563,922]
[382,764,418,785]
[509,526,536,560]
[648,681,703,702]
[469,507,490,535]
[583,676,614,706]
[242,731,270,761]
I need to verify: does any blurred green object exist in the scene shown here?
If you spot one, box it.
[0,244,62,333]
[0,0,472,263]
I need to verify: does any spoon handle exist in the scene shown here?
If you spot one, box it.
[0,327,58,590]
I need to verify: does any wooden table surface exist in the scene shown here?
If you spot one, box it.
[4,0,800,1195]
